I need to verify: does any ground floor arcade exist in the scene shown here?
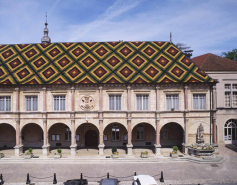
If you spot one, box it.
[0,121,187,156]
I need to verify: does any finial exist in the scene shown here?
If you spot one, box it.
[45,12,48,26]
[170,32,172,43]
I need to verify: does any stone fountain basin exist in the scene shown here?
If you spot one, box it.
[188,148,214,156]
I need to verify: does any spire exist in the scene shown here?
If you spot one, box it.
[41,12,51,43]
[170,32,172,43]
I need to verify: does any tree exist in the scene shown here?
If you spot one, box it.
[176,43,193,58]
[222,49,237,61]
[176,43,191,51]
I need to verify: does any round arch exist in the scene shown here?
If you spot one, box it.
[132,123,156,148]
[0,123,16,148]
[132,122,155,132]
[76,123,100,148]
[160,122,184,147]
[48,123,71,149]
[20,122,43,132]
[47,122,71,132]
[76,122,99,131]
[103,122,128,147]
[224,119,237,144]
[21,123,44,148]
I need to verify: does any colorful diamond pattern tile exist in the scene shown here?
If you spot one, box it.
[0,42,214,84]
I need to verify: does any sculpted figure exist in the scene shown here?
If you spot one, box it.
[197,123,205,143]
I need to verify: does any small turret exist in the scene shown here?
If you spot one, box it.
[41,13,51,43]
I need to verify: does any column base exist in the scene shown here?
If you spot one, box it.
[98,144,105,155]
[182,143,189,155]
[42,144,50,155]
[213,144,219,155]
[14,144,23,156]
[126,144,133,156]
[154,144,161,155]
[70,144,77,156]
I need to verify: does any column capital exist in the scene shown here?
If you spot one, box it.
[127,85,131,90]
[71,86,75,91]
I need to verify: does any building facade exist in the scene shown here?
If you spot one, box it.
[193,53,237,145]
[0,41,216,156]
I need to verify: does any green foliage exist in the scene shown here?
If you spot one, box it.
[28,148,33,154]
[57,148,62,154]
[222,49,237,61]
[173,146,178,152]
[112,146,117,153]
[141,151,148,154]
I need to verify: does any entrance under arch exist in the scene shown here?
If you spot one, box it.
[21,123,43,148]
[160,122,183,148]
[0,123,16,149]
[85,130,98,146]
[224,119,237,144]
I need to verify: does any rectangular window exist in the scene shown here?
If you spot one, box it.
[166,94,179,110]
[225,92,231,107]
[225,84,231,90]
[109,95,121,110]
[52,134,60,141]
[0,96,11,111]
[26,96,38,111]
[136,95,148,110]
[193,94,206,110]
[65,127,71,141]
[54,95,65,111]
[233,92,237,107]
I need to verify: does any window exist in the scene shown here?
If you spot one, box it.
[166,94,179,110]
[224,84,237,107]
[65,126,71,141]
[136,95,148,110]
[52,134,60,141]
[109,95,121,110]
[0,96,11,111]
[26,96,38,111]
[193,94,206,110]
[160,125,168,140]
[76,134,80,141]
[112,124,120,141]
[136,124,144,140]
[224,119,237,143]
[54,95,65,111]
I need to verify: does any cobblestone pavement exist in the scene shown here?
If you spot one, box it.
[0,145,237,185]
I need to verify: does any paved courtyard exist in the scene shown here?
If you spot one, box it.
[0,145,237,185]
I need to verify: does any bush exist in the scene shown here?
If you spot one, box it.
[173,146,178,152]
[28,148,33,154]
[57,148,62,154]
[112,146,117,153]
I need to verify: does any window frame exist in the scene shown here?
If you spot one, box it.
[51,134,60,141]
[166,94,179,111]
[136,94,149,111]
[53,95,66,111]
[65,126,71,141]
[109,94,122,111]
[25,95,38,111]
[224,84,237,108]
[136,124,144,140]
[112,124,120,141]
[0,96,11,112]
[192,94,206,110]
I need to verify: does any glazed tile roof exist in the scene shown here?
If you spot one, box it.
[192,53,237,71]
[0,41,214,85]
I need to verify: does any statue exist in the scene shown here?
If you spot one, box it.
[197,123,205,144]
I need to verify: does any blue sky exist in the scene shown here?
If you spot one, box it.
[0,0,236,57]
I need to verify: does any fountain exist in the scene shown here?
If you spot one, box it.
[188,123,215,156]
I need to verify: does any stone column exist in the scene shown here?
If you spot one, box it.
[184,85,188,111]
[42,87,47,112]
[14,88,23,156]
[70,114,77,156]
[182,117,189,154]
[98,86,105,155]
[212,86,217,144]
[154,118,161,155]
[126,85,133,155]
[154,85,161,155]
[98,119,105,155]
[14,118,23,156]
[42,118,50,155]
[71,86,75,111]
